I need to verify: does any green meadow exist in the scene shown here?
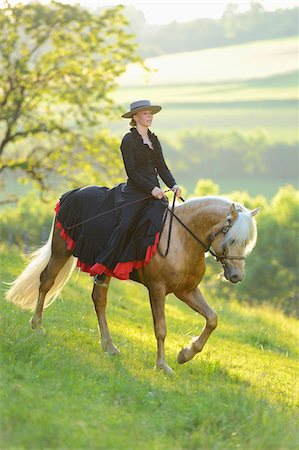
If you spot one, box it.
[2,38,297,203]
[113,78,297,143]
[108,38,299,198]
[111,37,298,143]
[1,249,298,449]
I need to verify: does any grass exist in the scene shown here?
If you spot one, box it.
[1,249,298,449]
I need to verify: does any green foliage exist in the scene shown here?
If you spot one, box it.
[1,250,298,449]
[0,190,54,247]
[238,184,299,311]
[193,178,220,197]
[0,183,298,314]
[163,128,298,194]
[0,1,140,192]
[190,181,299,313]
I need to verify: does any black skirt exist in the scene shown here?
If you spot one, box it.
[55,183,168,280]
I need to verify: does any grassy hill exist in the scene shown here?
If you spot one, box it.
[1,249,298,449]
[118,37,297,86]
[112,37,298,142]
[110,36,299,198]
[2,38,297,203]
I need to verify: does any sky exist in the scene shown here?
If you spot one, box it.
[5,0,299,23]
[92,1,299,24]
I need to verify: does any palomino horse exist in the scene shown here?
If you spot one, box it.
[6,195,259,373]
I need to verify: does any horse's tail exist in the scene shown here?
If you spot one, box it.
[5,216,77,311]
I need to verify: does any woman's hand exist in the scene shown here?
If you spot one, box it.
[171,184,182,198]
[151,186,166,199]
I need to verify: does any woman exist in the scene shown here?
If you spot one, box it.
[93,99,182,284]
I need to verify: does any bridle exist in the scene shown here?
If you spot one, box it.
[158,194,246,265]
[208,223,246,264]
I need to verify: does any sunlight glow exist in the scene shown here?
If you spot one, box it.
[2,0,298,23]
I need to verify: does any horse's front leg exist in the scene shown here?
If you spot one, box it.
[92,278,119,355]
[148,285,173,374]
[175,287,217,364]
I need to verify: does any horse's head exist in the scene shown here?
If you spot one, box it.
[210,203,260,283]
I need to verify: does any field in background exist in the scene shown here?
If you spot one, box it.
[118,37,297,87]
[112,37,298,143]
[110,37,298,196]
[1,37,297,201]
[1,249,298,449]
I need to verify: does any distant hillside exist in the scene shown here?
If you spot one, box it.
[119,3,298,57]
[118,37,297,87]
[113,36,298,197]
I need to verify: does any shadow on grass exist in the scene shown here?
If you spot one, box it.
[1,259,298,450]
[1,293,298,450]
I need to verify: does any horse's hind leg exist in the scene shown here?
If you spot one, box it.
[31,229,71,329]
[148,284,173,374]
[175,287,217,364]
[92,279,119,355]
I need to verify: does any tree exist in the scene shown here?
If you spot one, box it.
[237,185,299,312]
[0,0,142,195]
[193,178,220,197]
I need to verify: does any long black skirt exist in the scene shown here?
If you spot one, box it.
[55,183,168,280]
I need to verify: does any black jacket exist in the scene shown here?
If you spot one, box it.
[120,127,176,194]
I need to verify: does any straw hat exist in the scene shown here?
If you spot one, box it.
[121,100,162,118]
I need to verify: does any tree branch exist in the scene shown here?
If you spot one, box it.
[0,76,16,108]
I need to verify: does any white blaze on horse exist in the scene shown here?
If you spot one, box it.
[5,195,259,374]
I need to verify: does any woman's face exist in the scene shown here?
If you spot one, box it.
[133,110,153,127]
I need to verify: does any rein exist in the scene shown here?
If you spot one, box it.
[62,189,245,264]
[64,192,169,230]
[158,193,246,264]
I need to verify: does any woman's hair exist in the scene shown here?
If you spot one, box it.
[130,118,136,127]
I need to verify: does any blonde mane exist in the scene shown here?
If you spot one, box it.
[223,204,257,254]
[176,197,257,255]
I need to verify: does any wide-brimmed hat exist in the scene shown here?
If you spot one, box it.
[121,100,162,118]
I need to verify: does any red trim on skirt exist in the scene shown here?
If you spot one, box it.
[89,231,160,280]
[55,201,160,280]
[55,202,76,251]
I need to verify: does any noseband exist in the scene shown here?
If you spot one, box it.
[208,224,245,264]
[158,196,246,264]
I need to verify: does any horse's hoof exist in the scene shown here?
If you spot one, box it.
[102,341,120,356]
[108,345,120,356]
[155,363,175,375]
[177,348,189,364]
[30,317,43,330]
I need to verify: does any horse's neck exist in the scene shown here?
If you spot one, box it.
[174,199,228,246]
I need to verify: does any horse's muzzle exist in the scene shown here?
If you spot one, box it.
[224,267,244,283]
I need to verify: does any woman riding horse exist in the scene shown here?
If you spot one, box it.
[56,99,182,284]
[5,101,260,373]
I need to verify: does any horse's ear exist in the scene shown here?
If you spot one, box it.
[230,203,238,220]
[250,208,261,217]
[250,207,261,217]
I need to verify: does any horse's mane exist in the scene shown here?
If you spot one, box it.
[177,196,257,255]
[223,203,257,255]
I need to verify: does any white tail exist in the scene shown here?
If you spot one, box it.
[5,217,77,311]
